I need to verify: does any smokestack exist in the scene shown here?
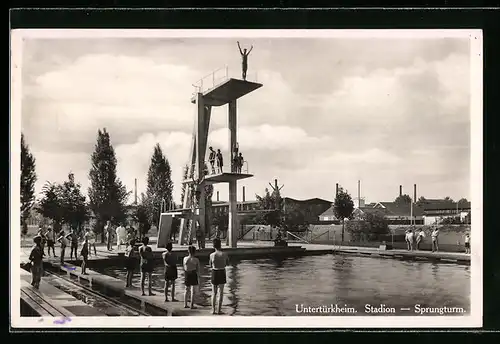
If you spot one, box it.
[414,184,417,203]
[216,191,219,202]
[134,178,138,204]
[399,185,402,197]
[336,183,339,196]
[358,180,361,206]
[242,186,246,202]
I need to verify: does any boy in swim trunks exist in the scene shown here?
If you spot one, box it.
[125,239,137,288]
[45,227,57,257]
[464,233,471,254]
[162,242,178,302]
[139,237,155,296]
[80,237,89,275]
[209,238,229,315]
[29,235,44,289]
[183,245,201,309]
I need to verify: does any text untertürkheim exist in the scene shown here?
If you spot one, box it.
[295,304,357,314]
[414,305,466,315]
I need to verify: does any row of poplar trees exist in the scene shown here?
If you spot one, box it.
[20,129,175,242]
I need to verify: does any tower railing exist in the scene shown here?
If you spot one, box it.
[192,66,259,96]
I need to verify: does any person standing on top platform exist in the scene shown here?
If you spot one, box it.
[183,246,201,309]
[237,41,253,81]
[216,149,223,173]
[29,235,44,289]
[208,146,216,174]
[210,238,229,315]
[139,237,155,296]
[162,242,178,302]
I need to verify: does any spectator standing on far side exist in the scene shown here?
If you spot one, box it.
[431,227,440,252]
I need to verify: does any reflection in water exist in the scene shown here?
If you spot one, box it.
[97,254,470,316]
[226,264,239,315]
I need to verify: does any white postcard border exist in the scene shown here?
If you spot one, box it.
[10,28,483,329]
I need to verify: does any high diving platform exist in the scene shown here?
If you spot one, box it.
[191,78,263,107]
[182,172,253,185]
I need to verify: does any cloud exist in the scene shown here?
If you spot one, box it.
[20,36,473,203]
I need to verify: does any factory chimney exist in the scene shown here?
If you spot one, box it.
[134,178,138,204]
[399,185,402,197]
[242,186,246,202]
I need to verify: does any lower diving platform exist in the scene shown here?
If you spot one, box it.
[182,172,253,185]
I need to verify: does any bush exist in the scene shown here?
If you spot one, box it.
[345,213,390,242]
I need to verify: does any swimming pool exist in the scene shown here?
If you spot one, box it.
[95,254,470,316]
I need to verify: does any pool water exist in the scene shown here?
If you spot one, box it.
[95,255,470,316]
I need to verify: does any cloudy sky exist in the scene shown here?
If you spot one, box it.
[19,31,472,204]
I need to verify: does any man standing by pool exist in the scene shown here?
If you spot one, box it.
[209,238,229,315]
[431,227,440,252]
[105,220,114,251]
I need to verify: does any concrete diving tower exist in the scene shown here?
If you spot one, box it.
[175,73,263,249]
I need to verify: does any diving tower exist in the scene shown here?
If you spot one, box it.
[158,66,263,249]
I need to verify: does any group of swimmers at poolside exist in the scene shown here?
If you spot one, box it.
[405,227,471,253]
[125,237,229,314]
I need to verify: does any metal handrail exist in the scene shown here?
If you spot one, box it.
[191,66,259,97]
[286,231,310,244]
[192,65,229,95]
[311,230,330,241]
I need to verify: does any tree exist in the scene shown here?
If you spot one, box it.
[37,182,64,233]
[416,196,427,205]
[21,133,37,236]
[60,172,89,234]
[333,186,354,242]
[444,196,454,202]
[457,198,469,208]
[179,164,189,205]
[345,212,389,242]
[254,188,282,227]
[133,193,151,240]
[395,194,412,205]
[212,211,229,235]
[145,143,174,229]
[88,128,130,242]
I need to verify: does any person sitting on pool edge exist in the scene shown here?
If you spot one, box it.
[183,245,201,309]
[210,238,229,315]
[139,237,155,296]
